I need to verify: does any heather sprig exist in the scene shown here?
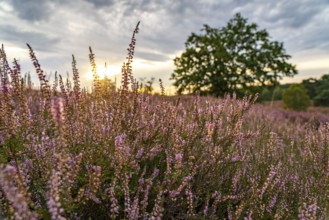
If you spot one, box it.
[27,43,51,101]
[0,165,38,219]
[72,55,81,100]
[88,47,100,97]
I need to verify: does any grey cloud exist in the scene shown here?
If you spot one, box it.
[7,0,52,22]
[0,25,60,52]
[300,29,329,51]
[84,0,116,8]
[83,0,160,13]
[260,1,325,28]
[135,51,170,62]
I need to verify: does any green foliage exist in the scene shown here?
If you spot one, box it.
[139,77,155,93]
[172,13,297,97]
[259,88,272,102]
[259,86,283,102]
[302,78,319,99]
[272,86,283,100]
[316,74,329,92]
[301,74,329,106]
[283,84,311,111]
[314,89,329,106]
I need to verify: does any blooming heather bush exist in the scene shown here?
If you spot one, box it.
[1,23,329,219]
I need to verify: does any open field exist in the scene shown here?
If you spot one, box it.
[1,31,329,219]
[1,66,329,219]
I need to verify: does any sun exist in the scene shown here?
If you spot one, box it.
[86,64,121,80]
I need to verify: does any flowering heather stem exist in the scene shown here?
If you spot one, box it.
[151,190,165,219]
[26,43,51,101]
[47,169,65,220]
[11,58,22,96]
[53,71,58,96]
[89,47,100,97]
[120,21,140,99]
[58,74,69,107]
[159,79,165,96]
[72,55,81,100]
[0,165,38,219]
[126,21,140,81]
[106,182,119,219]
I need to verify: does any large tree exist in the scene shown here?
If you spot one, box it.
[171,13,297,96]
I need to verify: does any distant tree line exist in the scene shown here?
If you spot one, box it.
[302,74,329,106]
[259,73,329,110]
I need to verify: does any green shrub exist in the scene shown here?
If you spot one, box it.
[272,86,283,100]
[259,88,272,102]
[313,89,329,106]
[283,84,311,111]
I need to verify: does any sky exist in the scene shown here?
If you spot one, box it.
[1,0,329,94]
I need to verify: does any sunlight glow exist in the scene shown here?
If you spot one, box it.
[86,64,121,80]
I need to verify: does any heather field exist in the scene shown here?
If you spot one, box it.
[1,29,329,220]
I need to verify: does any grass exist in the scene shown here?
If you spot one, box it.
[0,23,329,219]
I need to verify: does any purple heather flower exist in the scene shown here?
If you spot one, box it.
[136,148,144,159]
[175,153,183,161]
[115,133,126,147]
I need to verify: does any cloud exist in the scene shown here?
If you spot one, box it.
[261,0,325,28]
[136,51,170,62]
[0,25,60,52]
[229,0,327,28]
[7,0,52,22]
[84,0,116,8]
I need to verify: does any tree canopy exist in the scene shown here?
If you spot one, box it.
[171,13,297,97]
